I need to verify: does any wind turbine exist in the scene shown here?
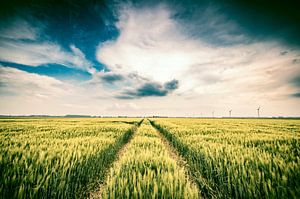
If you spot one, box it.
[212,111,215,118]
[257,106,261,117]
[229,110,232,117]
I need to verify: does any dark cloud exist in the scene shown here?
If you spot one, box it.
[128,73,149,82]
[1,0,300,53]
[0,61,91,81]
[292,59,300,64]
[101,73,124,83]
[290,76,300,88]
[118,79,179,99]
[289,76,300,98]
[226,0,300,47]
[290,92,300,98]
[2,0,300,48]
[124,83,167,98]
[167,0,300,47]
[164,79,179,90]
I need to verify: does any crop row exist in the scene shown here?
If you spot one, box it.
[101,120,199,198]
[0,118,141,198]
[150,118,300,198]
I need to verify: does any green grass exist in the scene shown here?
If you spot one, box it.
[101,120,199,199]
[151,118,300,198]
[0,118,140,198]
[2,117,299,198]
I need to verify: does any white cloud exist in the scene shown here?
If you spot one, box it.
[0,18,39,40]
[0,18,96,74]
[97,4,194,82]
[94,4,300,116]
[0,66,112,115]
[97,4,300,101]
[176,5,248,45]
[0,5,299,117]
[0,66,69,97]
[69,44,97,74]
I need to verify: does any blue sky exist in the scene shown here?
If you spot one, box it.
[0,0,300,116]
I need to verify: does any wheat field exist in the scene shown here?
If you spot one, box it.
[1,118,299,198]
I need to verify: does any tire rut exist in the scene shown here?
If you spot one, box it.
[149,119,204,199]
[89,119,143,199]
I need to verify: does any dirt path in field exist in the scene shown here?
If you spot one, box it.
[149,119,202,198]
[90,119,200,198]
[155,126,188,168]
[89,120,142,199]
[89,140,133,199]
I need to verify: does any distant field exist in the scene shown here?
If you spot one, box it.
[1,118,299,198]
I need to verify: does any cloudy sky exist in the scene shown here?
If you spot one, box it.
[0,0,300,117]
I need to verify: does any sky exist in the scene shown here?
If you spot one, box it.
[0,0,300,117]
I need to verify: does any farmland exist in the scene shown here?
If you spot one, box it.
[150,118,300,198]
[0,118,140,198]
[1,118,300,198]
[100,120,198,198]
